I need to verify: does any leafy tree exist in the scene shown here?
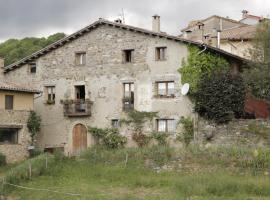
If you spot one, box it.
[194,70,246,124]
[179,45,229,94]
[27,111,41,145]
[244,21,270,101]
[0,33,65,66]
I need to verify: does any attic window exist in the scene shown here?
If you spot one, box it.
[156,47,167,61]
[123,49,134,63]
[29,63,36,74]
[75,52,86,65]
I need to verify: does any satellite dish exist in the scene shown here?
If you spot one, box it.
[181,83,190,95]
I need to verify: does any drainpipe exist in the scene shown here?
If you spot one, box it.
[198,45,207,55]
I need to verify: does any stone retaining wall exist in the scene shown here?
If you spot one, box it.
[196,118,270,148]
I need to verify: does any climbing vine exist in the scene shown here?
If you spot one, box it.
[27,111,41,145]
[121,110,158,147]
[179,45,229,94]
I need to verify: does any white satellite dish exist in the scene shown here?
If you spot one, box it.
[181,83,190,95]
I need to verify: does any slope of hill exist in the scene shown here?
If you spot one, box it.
[0,33,66,66]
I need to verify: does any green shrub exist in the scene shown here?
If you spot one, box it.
[194,70,246,124]
[29,148,43,158]
[0,152,6,166]
[88,127,127,149]
[152,132,168,146]
[178,117,194,146]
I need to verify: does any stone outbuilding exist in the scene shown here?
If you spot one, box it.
[0,78,40,163]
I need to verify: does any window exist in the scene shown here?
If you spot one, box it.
[156,81,175,97]
[29,63,36,74]
[156,47,167,61]
[75,52,86,65]
[45,86,55,104]
[123,82,134,111]
[157,119,176,133]
[0,128,18,144]
[5,95,13,110]
[111,119,119,128]
[123,49,134,63]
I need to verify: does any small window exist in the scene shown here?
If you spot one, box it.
[156,81,175,97]
[123,49,134,63]
[157,119,176,133]
[5,95,13,110]
[75,52,86,65]
[45,86,55,104]
[0,128,18,144]
[29,63,37,74]
[111,119,119,128]
[156,47,167,61]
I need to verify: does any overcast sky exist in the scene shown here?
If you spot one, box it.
[0,0,269,43]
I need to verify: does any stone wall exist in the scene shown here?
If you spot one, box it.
[196,118,270,148]
[0,110,30,163]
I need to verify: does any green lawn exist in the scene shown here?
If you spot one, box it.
[4,146,270,200]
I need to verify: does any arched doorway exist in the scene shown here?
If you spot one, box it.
[73,124,87,155]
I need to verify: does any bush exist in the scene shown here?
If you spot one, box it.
[194,70,246,124]
[178,117,194,146]
[0,152,6,166]
[88,127,127,149]
[29,148,43,158]
[152,132,168,146]
[27,111,41,144]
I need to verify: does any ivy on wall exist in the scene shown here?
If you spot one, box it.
[179,45,229,94]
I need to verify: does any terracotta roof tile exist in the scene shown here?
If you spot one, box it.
[221,25,257,40]
[0,81,41,93]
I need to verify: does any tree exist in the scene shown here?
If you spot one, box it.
[244,21,270,101]
[27,111,41,145]
[0,33,65,66]
[194,70,246,124]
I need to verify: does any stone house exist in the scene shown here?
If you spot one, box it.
[0,67,40,162]
[1,17,245,155]
[180,11,269,59]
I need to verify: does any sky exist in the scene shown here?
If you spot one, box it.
[0,0,269,43]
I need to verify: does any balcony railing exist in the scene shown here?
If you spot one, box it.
[122,97,134,111]
[63,99,92,117]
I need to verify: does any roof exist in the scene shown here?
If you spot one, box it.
[221,25,257,41]
[0,81,41,93]
[3,18,248,73]
[181,15,244,32]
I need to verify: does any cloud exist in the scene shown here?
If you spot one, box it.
[0,0,269,42]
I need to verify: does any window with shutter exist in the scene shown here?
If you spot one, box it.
[5,95,13,110]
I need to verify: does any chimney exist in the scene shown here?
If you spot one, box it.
[152,15,160,32]
[217,30,221,48]
[242,10,249,19]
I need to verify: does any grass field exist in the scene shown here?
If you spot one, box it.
[4,146,270,200]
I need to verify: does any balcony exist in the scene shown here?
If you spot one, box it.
[63,99,92,117]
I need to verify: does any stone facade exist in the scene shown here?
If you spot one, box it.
[0,110,31,163]
[3,24,194,155]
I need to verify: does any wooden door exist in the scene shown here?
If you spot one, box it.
[73,124,87,155]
